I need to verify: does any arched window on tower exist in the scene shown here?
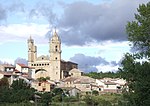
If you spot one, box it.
[55,46,58,52]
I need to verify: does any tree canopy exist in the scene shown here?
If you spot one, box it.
[0,79,35,103]
[120,2,150,106]
[126,2,150,57]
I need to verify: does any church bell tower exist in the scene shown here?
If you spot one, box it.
[28,36,37,66]
[49,29,61,81]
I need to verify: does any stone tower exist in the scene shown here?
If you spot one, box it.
[28,36,37,66]
[49,29,62,81]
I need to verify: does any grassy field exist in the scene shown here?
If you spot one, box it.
[0,93,123,106]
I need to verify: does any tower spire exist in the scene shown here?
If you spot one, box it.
[54,27,56,33]
[53,27,58,37]
[29,35,32,40]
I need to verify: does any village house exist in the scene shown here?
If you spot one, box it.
[96,78,127,93]
[61,87,81,96]
[58,75,96,93]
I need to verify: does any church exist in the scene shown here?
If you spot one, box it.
[27,29,78,81]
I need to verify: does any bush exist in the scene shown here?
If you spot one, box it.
[52,94,62,102]
[92,90,99,96]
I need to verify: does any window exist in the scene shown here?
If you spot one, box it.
[56,72,57,74]
[43,88,46,91]
[38,83,41,86]
[55,57,57,60]
[55,46,58,51]
[86,85,90,88]
[107,85,109,88]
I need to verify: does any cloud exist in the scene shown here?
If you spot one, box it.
[8,0,25,12]
[96,64,119,73]
[58,0,149,45]
[0,60,3,64]
[28,1,57,26]
[70,53,109,73]
[14,57,28,65]
[0,23,49,44]
[0,4,7,21]
[0,0,149,46]
[0,0,25,23]
[70,53,123,73]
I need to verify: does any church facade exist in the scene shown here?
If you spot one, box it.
[27,30,78,81]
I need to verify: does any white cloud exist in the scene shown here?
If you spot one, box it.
[0,23,50,43]
[96,64,119,73]
[6,23,49,36]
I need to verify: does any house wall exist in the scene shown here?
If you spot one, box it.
[21,67,29,73]
[36,82,51,92]
[70,72,81,77]
[16,64,22,72]
[69,88,80,96]
[0,73,4,79]
[75,83,91,92]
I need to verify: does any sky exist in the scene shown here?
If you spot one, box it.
[0,0,149,73]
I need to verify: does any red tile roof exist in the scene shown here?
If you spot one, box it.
[17,63,29,68]
[0,71,13,75]
[1,64,15,68]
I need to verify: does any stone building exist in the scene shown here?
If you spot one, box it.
[27,30,78,81]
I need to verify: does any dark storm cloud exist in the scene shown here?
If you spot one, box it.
[70,53,109,73]
[70,53,123,73]
[110,61,118,66]
[58,0,149,45]
[14,57,28,65]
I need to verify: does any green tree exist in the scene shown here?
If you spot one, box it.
[40,92,52,106]
[120,2,150,106]
[92,90,99,96]
[126,2,150,57]
[52,88,63,96]
[11,79,30,90]
[0,77,9,88]
[10,79,35,103]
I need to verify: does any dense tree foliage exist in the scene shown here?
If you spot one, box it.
[0,77,9,88]
[85,71,121,79]
[126,2,150,57]
[0,79,35,103]
[120,2,150,106]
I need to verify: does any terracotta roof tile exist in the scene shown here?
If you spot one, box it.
[17,63,29,68]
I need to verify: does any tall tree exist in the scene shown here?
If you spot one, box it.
[120,2,150,106]
[126,2,150,57]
